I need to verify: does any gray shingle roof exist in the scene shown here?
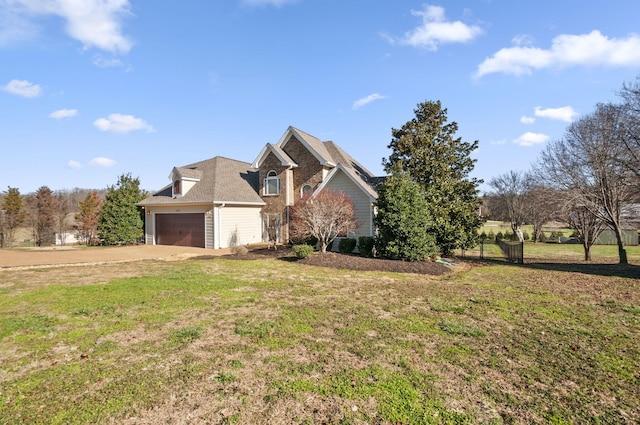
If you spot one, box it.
[175,166,203,180]
[139,156,265,206]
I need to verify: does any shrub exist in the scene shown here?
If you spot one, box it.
[522,231,530,241]
[358,236,375,257]
[292,244,314,259]
[338,238,357,254]
[496,231,504,240]
[304,235,318,248]
[487,230,495,240]
[231,245,248,255]
[374,168,437,261]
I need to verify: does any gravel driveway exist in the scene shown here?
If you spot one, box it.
[0,245,232,269]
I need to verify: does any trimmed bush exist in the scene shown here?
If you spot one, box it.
[292,244,314,259]
[496,231,504,240]
[338,238,357,254]
[231,245,248,255]
[374,168,437,261]
[487,230,495,240]
[358,236,374,257]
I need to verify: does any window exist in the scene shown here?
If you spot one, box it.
[173,179,181,197]
[301,184,313,197]
[264,170,280,195]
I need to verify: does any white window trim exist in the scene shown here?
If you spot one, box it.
[263,170,281,196]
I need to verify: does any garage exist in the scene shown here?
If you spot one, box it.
[155,213,205,248]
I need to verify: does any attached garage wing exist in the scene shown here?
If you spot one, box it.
[155,213,205,248]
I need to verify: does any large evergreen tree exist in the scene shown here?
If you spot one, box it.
[98,173,146,245]
[383,100,483,255]
[375,165,437,261]
[1,187,26,248]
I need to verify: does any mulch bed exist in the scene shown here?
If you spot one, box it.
[230,246,453,276]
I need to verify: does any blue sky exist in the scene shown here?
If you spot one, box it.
[2,0,640,194]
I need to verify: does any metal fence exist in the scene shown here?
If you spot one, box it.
[495,239,524,264]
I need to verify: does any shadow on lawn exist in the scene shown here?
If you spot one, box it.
[523,262,640,279]
[469,257,640,279]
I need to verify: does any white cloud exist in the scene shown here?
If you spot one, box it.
[391,5,482,50]
[0,3,39,45]
[241,0,297,6]
[476,30,640,78]
[2,0,133,54]
[512,34,535,47]
[513,132,550,147]
[93,113,154,133]
[534,106,578,122]
[89,157,116,167]
[93,55,124,68]
[49,108,78,119]
[352,93,386,110]
[2,79,41,97]
[67,160,82,169]
[520,116,535,124]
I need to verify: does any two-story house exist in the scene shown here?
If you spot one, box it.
[138,126,382,249]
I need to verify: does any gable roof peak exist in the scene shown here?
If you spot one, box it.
[251,142,298,169]
[278,126,336,167]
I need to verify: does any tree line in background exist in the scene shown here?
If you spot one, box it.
[0,174,147,248]
[486,76,640,264]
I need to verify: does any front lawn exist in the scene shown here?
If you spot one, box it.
[1,255,638,424]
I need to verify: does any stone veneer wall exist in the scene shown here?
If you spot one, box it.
[281,135,324,204]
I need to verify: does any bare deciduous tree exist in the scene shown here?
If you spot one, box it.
[538,103,634,264]
[76,191,103,245]
[26,186,56,247]
[562,198,606,261]
[618,77,640,179]
[54,191,71,245]
[488,170,531,240]
[290,190,358,253]
[526,184,561,243]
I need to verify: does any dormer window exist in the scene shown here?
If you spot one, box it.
[173,179,182,197]
[264,170,280,195]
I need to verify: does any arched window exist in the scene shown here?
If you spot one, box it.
[173,179,182,197]
[301,184,313,197]
[264,170,280,195]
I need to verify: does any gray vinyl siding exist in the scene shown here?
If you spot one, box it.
[144,213,154,244]
[205,212,214,249]
[323,170,374,237]
[218,206,263,248]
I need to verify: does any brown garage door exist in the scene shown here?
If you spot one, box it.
[155,213,205,248]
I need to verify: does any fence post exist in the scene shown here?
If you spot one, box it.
[520,241,524,264]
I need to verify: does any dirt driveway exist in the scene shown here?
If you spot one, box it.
[0,245,233,269]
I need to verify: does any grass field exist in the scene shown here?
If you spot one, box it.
[1,249,639,424]
[463,240,640,265]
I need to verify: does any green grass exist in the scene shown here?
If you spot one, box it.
[463,238,640,264]
[480,220,574,238]
[0,254,639,424]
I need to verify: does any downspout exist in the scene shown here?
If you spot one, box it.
[287,168,292,243]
